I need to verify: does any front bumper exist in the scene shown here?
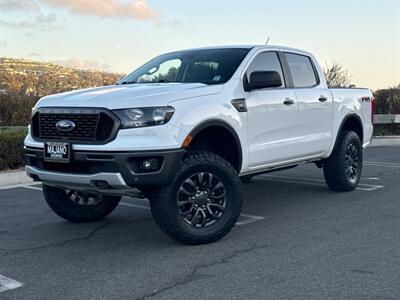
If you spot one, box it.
[25,147,185,195]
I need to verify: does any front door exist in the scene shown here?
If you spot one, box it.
[245,51,299,169]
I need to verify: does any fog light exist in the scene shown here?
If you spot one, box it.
[143,160,152,169]
[139,158,161,172]
[92,180,110,189]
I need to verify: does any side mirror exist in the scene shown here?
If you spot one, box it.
[245,71,282,91]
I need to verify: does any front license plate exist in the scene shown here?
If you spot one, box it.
[44,142,70,163]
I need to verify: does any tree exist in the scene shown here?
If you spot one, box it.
[323,61,352,88]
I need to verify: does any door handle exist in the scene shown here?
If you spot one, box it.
[283,98,295,105]
[319,96,328,102]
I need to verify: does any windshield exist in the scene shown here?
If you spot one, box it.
[118,48,250,85]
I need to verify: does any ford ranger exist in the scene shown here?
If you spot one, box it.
[24,45,374,244]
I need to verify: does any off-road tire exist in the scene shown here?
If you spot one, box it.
[323,130,363,192]
[140,188,160,201]
[150,151,243,245]
[43,185,121,223]
[240,175,253,184]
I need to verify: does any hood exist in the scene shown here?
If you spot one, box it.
[35,83,223,109]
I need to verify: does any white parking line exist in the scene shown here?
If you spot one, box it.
[119,201,150,210]
[130,197,149,203]
[6,185,152,207]
[0,180,266,227]
[363,177,380,181]
[0,182,40,190]
[0,274,23,293]
[236,213,265,226]
[258,175,384,191]
[5,186,266,227]
[364,161,400,168]
[20,185,42,191]
[120,201,265,226]
[11,185,152,207]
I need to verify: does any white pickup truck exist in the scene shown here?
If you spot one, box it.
[25,45,374,244]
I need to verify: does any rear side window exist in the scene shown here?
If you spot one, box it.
[284,53,318,87]
[246,52,285,87]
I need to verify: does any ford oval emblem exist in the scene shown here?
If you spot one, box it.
[56,120,76,132]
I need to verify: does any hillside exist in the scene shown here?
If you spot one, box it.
[0,57,124,97]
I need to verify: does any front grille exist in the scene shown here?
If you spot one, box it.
[40,113,99,140]
[31,109,118,143]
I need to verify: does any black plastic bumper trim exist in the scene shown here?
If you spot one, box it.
[25,147,185,188]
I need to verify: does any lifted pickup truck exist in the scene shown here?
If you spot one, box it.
[25,45,374,244]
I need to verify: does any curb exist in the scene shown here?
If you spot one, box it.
[370,136,400,147]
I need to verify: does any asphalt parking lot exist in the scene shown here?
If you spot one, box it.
[0,146,399,299]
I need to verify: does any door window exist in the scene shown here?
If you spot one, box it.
[246,52,285,87]
[284,53,318,87]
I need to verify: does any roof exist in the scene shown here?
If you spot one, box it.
[173,45,313,56]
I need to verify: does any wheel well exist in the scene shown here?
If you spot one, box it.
[187,125,242,172]
[341,115,363,144]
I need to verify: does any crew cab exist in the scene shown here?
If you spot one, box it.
[24,45,374,244]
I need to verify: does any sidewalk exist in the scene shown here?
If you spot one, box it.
[0,168,32,188]
[0,136,399,188]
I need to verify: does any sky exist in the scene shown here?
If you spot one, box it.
[0,0,399,90]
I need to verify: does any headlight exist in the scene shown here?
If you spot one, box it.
[31,107,38,118]
[113,106,175,128]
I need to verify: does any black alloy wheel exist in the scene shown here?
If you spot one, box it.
[177,172,227,228]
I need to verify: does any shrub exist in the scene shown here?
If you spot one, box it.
[374,86,400,114]
[373,124,400,136]
[0,94,39,126]
[373,86,400,136]
[0,129,27,170]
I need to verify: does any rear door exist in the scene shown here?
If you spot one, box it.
[283,52,333,157]
[245,51,299,168]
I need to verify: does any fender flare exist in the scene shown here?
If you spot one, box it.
[330,113,363,155]
[187,119,243,171]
